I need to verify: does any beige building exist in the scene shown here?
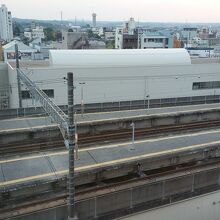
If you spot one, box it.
[61,31,89,49]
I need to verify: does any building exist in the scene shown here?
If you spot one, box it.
[0,62,9,109]
[181,27,198,46]
[115,18,137,49]
[0,4,13,42]
[104,31,115,41]
[186,47,215,58]
[140,31,169,49]
[24,31,32,40]
[123,34,138,49]
[24,26,45,40]
[3,39,37,61]
[32,26,45,39]
[4,48,220,110]
[29,38,53,60]
[89,40,106,49]
[115,27,124,49]
[62,31,89,49]
[91,27,104,37]
[124,17,136,35]
[92,13,97,28]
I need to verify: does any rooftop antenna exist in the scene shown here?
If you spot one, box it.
[75,16,77,25]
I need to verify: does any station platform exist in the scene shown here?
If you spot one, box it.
[1,128,220,190]
[1,103,220,133]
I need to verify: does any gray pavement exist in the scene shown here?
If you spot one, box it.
[1,103,220,132]
[1,128,220,189]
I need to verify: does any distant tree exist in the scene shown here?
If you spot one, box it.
[55,31,62,42]
[68,28,74,32]
[87,30,101,40]
[44,27,55,41]
[106,41,115,49]
[22,37,30,45]
[13,22,23,37]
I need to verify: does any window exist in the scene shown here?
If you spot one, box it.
[22,89,54,99]
[21,91,31,99]
[43,89,54,98]
[155,39,163,43]
[192,81,220,90]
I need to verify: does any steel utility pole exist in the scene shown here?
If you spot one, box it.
[67,72,77,220]
[15,44,22,108]
[16,67,76,218]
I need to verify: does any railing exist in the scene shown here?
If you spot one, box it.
[17,69,68,138]
[1,94,220,119]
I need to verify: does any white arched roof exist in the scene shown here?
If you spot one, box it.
[49,49,191,67]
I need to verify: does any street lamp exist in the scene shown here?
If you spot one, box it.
[130,122,135,150]
[74,112,78,160]
[79,82,85,117]
[146,95,150,110]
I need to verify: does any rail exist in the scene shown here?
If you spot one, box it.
[2,119,220,154]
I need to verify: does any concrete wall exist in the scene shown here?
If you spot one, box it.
[5,168,220,220]
[122,190,220,220]
[0,62,9,109]
[7,63,19,108]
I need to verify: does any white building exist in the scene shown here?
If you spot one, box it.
[0,4,13,42]
[105,31,115,41]
[24,31,32,40]
[140,32,169,49]
[181,28,198,45]
[125,17,136,35]
[115,18,136,49]
[32,26,45,39]
[186,47,215,58]
[24,26,45,40]
[92,27,104,36]
[4,48,220,110]
[92,13,97,28]
[3,39,37,61]
[115,27,124,49]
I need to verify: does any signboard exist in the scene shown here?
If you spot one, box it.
[7,51,32,60]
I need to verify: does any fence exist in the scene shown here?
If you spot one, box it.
[1,95,220,119]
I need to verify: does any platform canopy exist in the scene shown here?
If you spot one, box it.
[49,49,191,67]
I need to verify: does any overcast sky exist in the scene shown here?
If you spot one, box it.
[2,0,220,23]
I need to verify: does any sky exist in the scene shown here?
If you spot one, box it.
[1,0,220,23]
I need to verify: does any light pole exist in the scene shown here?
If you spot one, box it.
[130,122,135,150]
[146,95,150,110]
[15,44,22,109]
[74,112,78,160]
[79,82,85,117]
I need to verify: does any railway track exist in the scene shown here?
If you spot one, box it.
[2,119,220,154]
[1,157,220,220]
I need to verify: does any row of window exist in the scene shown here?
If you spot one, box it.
[193,81,220,90]
[20,82,220,100]
[144,38,164,43]
[21,89,54,99]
